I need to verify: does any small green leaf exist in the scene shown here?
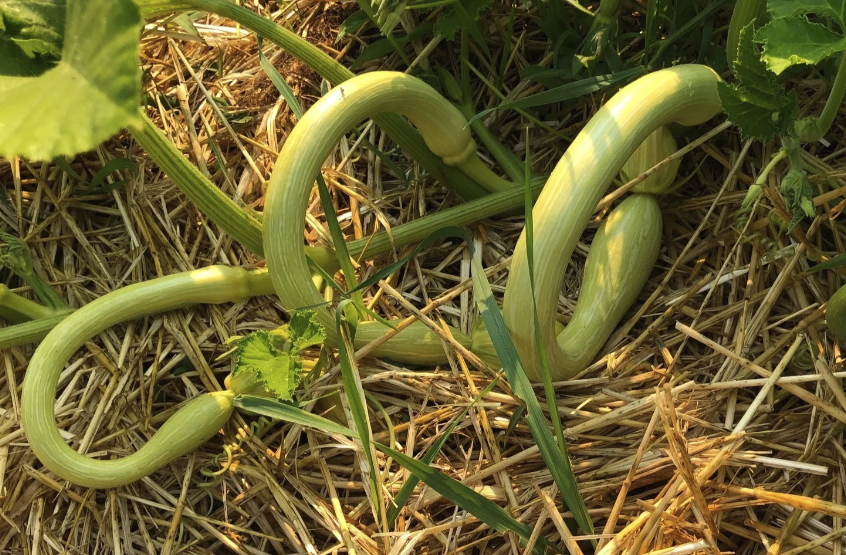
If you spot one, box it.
[768,0,845,29]
[337,9,368,42]
[234,331,299,400]
[434,0,494,41]
[232,311,326,400]
[781,168,815,229]
[756,16,846,74]
[718,22,799,141]
[289,310,325,353]
[0,0,65,60]
[87,157,137,193]
[0,0,143,160]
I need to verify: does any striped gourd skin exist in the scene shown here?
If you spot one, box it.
[502,65,721,381]
[21,266,272,488]
[555,194,662,371]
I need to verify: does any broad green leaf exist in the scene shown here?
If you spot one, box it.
[718,22,798,141]
[768,0,845,28]
[756,16,846,74]
[233,331,300,400]
[0,0,143,160]
[0,0,65,59]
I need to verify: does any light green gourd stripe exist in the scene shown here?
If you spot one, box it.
[20,266,274,488]
[502,65,722,381]
[264,72,477,359]
[555,194,662,371]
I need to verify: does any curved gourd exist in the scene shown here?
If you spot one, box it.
[263,72,479,361]
[502,65,721,380]
[20,266,273,488]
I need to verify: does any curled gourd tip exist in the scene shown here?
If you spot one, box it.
[620,126,680,195]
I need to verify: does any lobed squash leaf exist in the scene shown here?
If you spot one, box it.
[231,310,326,400]
[0,0,143,160]
[756,16,845,74]
[718,22,798,141]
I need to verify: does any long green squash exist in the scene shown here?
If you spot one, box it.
[264,66,721,378]
[20,266,273,488]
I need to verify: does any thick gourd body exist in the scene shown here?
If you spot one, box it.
[556,194,662,369]
[263,72,480,359]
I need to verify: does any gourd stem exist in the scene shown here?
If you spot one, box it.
[456,156,517,193]
[129,113,266,256]
[797,51,846,142]
[20,266,272,488]
[0,314,69,349]
[0,285,54,320]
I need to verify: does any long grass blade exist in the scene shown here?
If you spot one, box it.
[386,372,503,525]
[376,443,557,555]
[335,300,386,528]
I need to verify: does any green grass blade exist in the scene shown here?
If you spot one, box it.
[466,67,644,125]
[376,443,557,554]
[335,299,386,527]
[236,395,359,438]
[386,373,502,525]
[352,225,593,533]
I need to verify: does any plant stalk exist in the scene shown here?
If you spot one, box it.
[797,51,846,142]
[0,285,54,320]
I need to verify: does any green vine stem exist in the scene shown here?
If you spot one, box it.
[796,51,846,142]
[0,284,54,320]
[740,148,788,210]
[129,113,266,256]
[0,314,71,349]
[503,65,722,380]
[20,266,273,488]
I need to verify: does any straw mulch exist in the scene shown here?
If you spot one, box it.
[1,3,846,554]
